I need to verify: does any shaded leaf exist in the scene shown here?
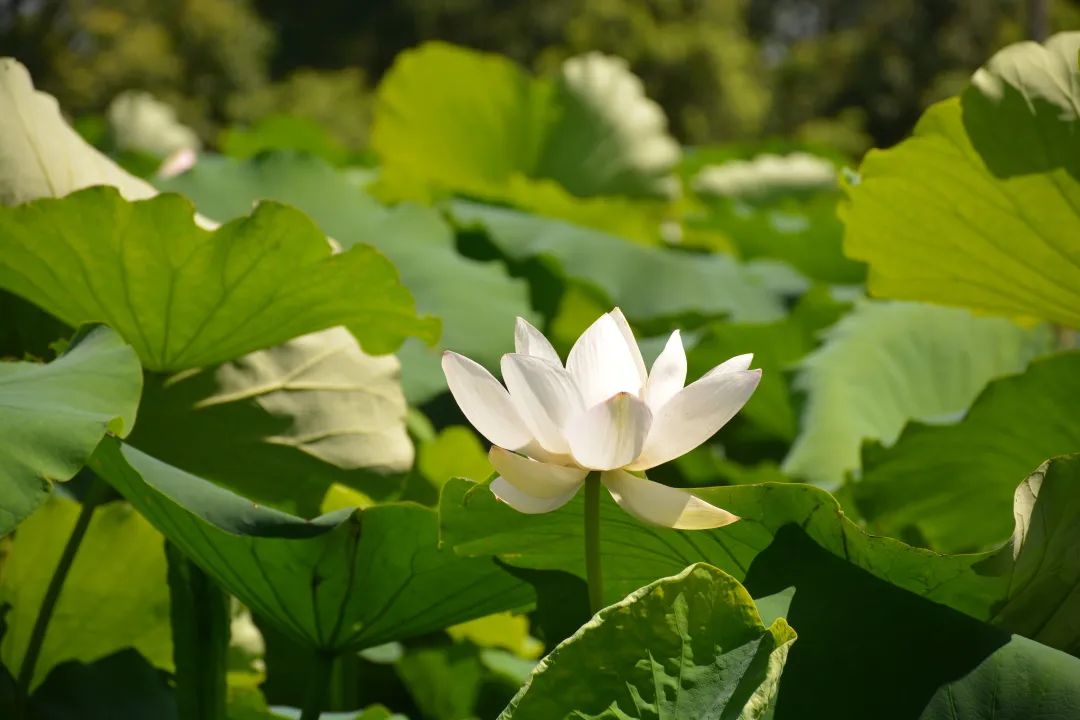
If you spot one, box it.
[0,497,172,691]
[689,192,863,285]
[27,650,177,720]
[741,525,1080,719]
[129,328,412,517]
[441,454,1080,656]
[91,440,534,653]
[0,324,140,534]
[0,187,437,370]
[685,287,850,442]
[451,200,787,324]
[500,564,795,720]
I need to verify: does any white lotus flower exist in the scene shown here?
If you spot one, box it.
[441,309,761,529]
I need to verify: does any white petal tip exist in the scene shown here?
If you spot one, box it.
[602,470,740,530]
[490,477,580,514]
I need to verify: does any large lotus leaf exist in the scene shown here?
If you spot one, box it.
[372,42,551,200]
[0,324,141,535]
[842,33,1080,327]
[0,496,172,691]
[372,42,679,203]
[856,352,1080,552]
[442,454,1080,656]
[686,287,850,443]
[781,300,1050,487]
[158,152,534,402]
[0,187,438,370]
[0,58,156,204]
[534,52,680,199]
[90,440,534,653]
[500,564,794,720]
[451,200,787,324]
[917,637,1080,720]
[740,523,1080,719]
[127,327,412,518]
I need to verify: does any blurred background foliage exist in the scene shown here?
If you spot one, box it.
[4,0,1078,158]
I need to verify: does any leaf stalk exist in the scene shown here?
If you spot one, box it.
[15,476,110,715]
[584,472,604,615]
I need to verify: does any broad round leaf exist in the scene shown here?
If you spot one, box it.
[90,440,533,652]
[442,454,1080,657]
[842,33,1080,327]
[857,352,1080,552]
[535,52,680,198]
[0,58,156,204]
[0,324,141,535]
[451,200,788,324]
[500,564,795,719]
[781,300,1049,487]
[0,496,172,691]
[0,187,438,370]
[128,327,413,517]
[159,152,534,402]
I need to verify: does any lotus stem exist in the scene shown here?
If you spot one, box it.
[584,472,604,614]
[299,650,336,720]
[16,477,110,716]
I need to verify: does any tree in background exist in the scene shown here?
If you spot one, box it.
[748,0,1080,148]
[3,0,1078,153]
[0,0,272,137]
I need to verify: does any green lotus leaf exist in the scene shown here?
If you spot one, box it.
[0,496,172,691]
[90,439,533,653]
[781,300,1049,487]
[0,324,141,535]
[451,200,787,324]
[128,327,413,517]
[158,152,533,402]
[500,564,794,720]
[857,351,1080,552]
[842,33,1080,327]
[0,187,438,370]
[372,42,679,202]
[442,454,1080,657]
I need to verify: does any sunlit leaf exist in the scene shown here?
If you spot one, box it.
[500,564,795,720]
[535,52,680,198]
[159,152,532,401]
[373,43,679,202]
[0,58,156,205]
[0,497,172,690]
[0,325,141,535]
[781,300,1050,487]
[0,187,438,370]
[842,33,1080,327]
